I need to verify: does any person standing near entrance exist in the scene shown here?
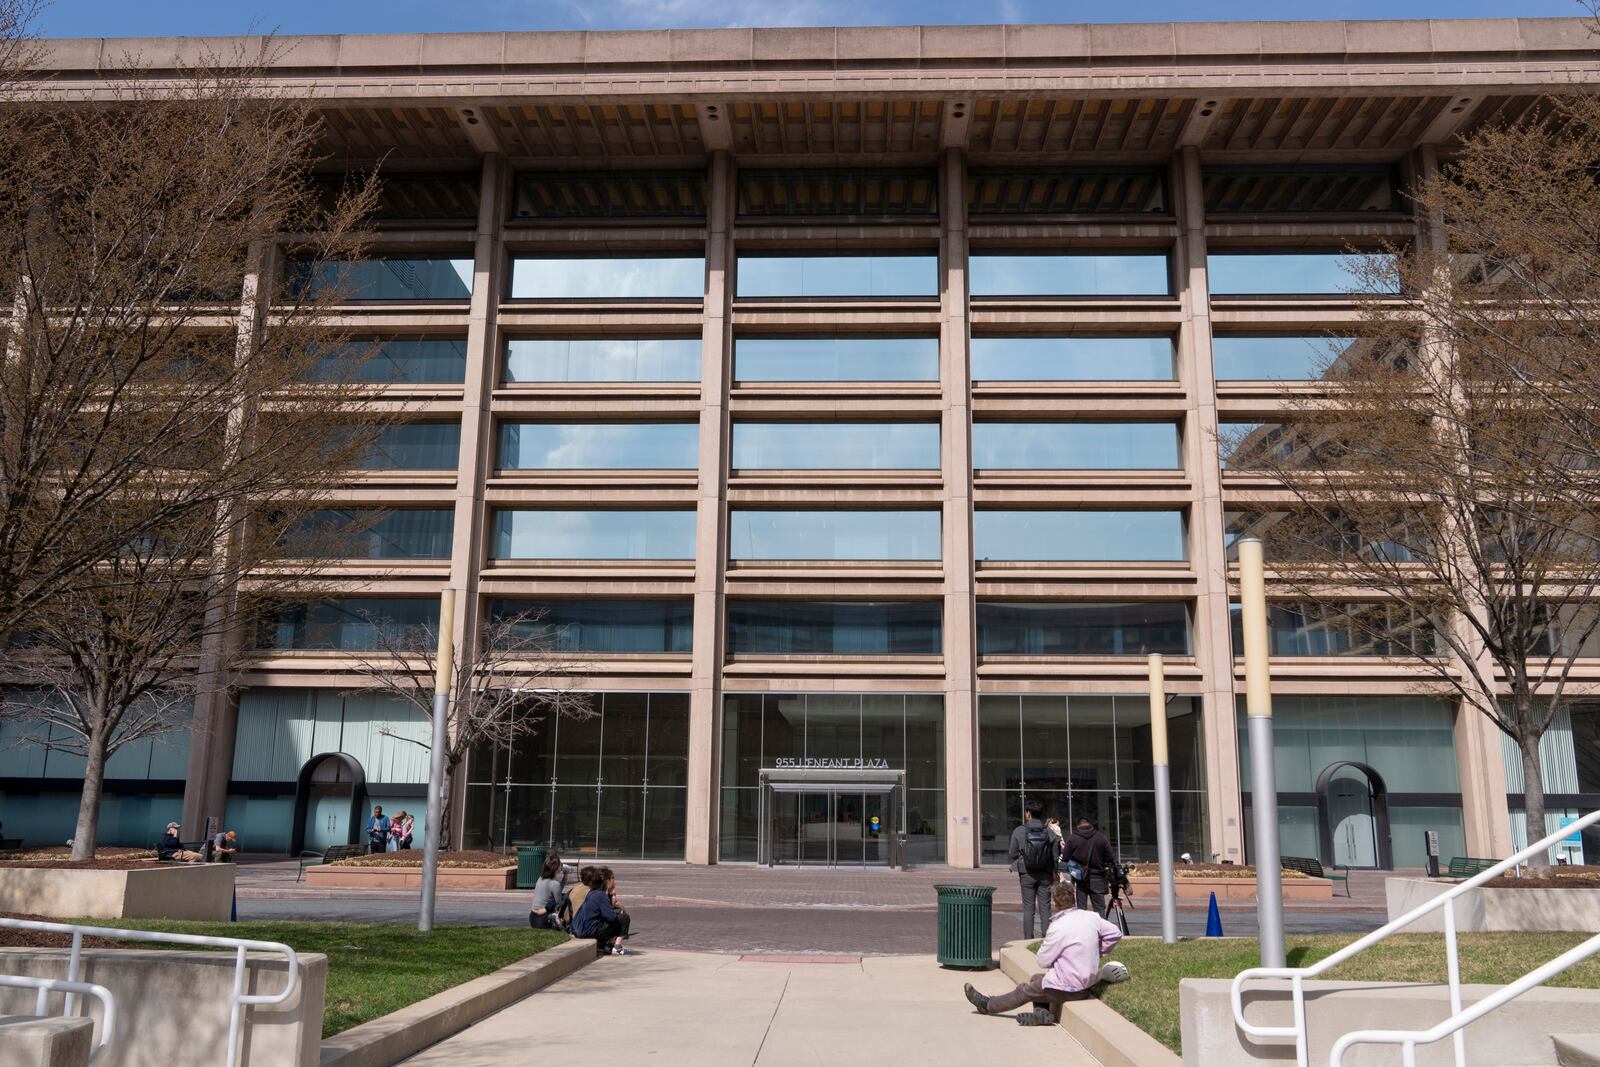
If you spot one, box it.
[1064,816,1116,917]
[365,806,391,854]
[1008,799,1056,939]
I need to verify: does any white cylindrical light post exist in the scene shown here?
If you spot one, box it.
[1148,654,1178,945]
[419,588,456,933]
[1237,537,1284,967]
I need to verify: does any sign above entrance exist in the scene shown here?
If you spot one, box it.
[772,757,891,770]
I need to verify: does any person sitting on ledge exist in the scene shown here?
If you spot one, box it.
[570,866,631,956]
[158,822,204,863]
[963,881,1127,1026]
[209,829,239,862]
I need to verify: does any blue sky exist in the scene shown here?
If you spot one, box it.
[36,0,1585,38]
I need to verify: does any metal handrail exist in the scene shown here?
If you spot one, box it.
[1230,807,1600,1067]
[0,917,298,1067]
[0,974,117,1058]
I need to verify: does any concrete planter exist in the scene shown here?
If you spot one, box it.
[304,864,517,890]
[998,941,1180,1067]
[0,864,234,921]
[1128,875,1332,901]
[1385,876,1600,932]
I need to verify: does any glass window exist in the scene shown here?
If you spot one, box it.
[504,338,701,383]
[357,423,461,470]
[259,597,438,651]
[509,257,705,300]
[287,508,454,559]
[491,510,695,560]
[1213,336,1362,382]
[498,422,698,470]
[975,510,1186,562]
[1237,695,1459,794]
[1207,252,1400,296]
[977,602,1190,656]
[1229,601,1442,657]
[736,255,938,298]
[729,511,941,562]
[293,258,474,301]
[309,339,469,384]
[970,336,1174,381]
[733,337,939,382]
[727,602,941,655]
[1219,420,1352,472]
[969,253,1170,297]
[487,599,692,654]
[731,423,939,470]
[972,422,1179,470]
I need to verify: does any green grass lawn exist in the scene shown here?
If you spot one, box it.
[1028,933,1600,1053]
[83,920,567,1037]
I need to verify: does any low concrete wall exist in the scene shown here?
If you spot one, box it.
[0,949,326,1067]
[1386,877,1600,932]
[1180,977,1600,1067]
[0,1016,93,1067]
[305,865,516,890]
[999,941,1180,1067]
[1129,876,1332,901]
[0,865,234,921]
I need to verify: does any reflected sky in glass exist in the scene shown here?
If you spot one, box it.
[973,422,1179,469]
[737,255,938,297]
[307,259,474,301]
[734,337,939,381]
[499,422,699,469]
[505,338,701,382]
[1207,253,1399,295]
[970,253,1170,296]
[729,510,941,561]
[493,510,696,559]
[1212,335,1359,380]
[732,422,939,469]
[975,510,1186,561]
[509,257,705,299]
[358,423,461,470]
[970,336,1174,381]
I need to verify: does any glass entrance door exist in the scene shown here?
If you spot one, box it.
[771,789,893,867]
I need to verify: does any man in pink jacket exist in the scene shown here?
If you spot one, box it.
[963,882,1126,1025]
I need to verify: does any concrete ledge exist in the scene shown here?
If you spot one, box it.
[305,865,516,891]
[1386,877,1600,932]
[319,937,594,1067]
[0,1015,94,1067]
[0,865,234,921]
[1129,875,1332,901]
[999,941,1180,1067]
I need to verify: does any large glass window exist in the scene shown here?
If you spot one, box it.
[972,422,1179,470]
[971,336,1174,381]
[492,510,695,560]
[498,422,698,470]
[1207,252,1400,296]
[287,508,454,559]
[978,602,1190,656]
[504,338,701,383]
[1219,420,1350,471]
[733,337,939,382]
[1229,601,1442,657]
[729,511,941,562]
[509,257,705,300]
[309,339,469,384]
[975,510,1186,562]
[356,423,461,470]
[731,423,939,470]
[293,258,474,301]
[258,597,438,651]
[1212,336,1361,382]
[978,694,1206,863]
[727,601,941,655]
[464,692,690,859]
[487,599,692,654]
[736,255,938,298]
[969,253,1170,297]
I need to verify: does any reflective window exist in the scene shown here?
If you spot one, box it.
[1219,420,1351,472]
[287,508,454,559]
[509,257,705,300]
[309,339,469,384]
[734,337,939,382]
[293,258,474,301]
[357,423,461,470]
[1207,252,1400,296]
[970,336,1174,381]
[977,602,1190,656]
[504,338,701,383]
[1223,509,1416,563]
[969,253,1170,297]
[498,422,698,470]
[492,510,695,560]
[731,423,939,470]
[1212,336,1361,381]
[729,510,941,562]
[736,255,938,298]
[727,601,941,655]
[973,422,1179,470]
[259,597,438,651]
[486,598,693,654]
[1229,601,1442,657]
[975,510,1186,562]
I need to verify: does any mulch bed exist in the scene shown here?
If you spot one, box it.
[1126,863,1308,880]
[0,847,160,871]
[0,914,118,949]
[1482,865,1600,889]
[325,849,514,869]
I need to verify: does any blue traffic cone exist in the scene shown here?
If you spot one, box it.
[230,886,238,923]
[1205,891,1223,937]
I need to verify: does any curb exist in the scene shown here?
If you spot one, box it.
[998,941,1180,1067]
[319,937,595,1067]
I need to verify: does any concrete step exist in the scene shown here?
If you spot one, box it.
[1554,1032,1600,1067]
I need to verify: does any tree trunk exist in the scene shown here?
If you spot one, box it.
[70,730,110,861]
[437,757,459,851]
[1519,733,1551,874]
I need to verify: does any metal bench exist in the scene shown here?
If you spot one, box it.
[1445,855,1499,878]
[1281,854,1351,896]
[297,842,365,882]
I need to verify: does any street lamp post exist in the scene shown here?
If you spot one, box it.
[419,588,455,933]
[1237,537,1285,967]
[1148,654,1178,944]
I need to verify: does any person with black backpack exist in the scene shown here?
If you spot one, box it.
[1007,799,1055,939]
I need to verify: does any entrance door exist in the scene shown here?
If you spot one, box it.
[305,786,348,853]
[777,790,892,867]
[1328,775,1379,868]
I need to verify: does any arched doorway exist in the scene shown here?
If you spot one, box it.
[1315,761,1393,870]
[290,753,367,855]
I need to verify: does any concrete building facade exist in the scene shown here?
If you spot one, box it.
[6,18,1600,869]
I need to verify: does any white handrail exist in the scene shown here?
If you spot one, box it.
[0,974,117,1058]
[0,917,298,1067]
[1230,807,1600,1067]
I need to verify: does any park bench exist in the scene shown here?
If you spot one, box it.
[298,842,366,882]
[1280,854,1351,896]
[1443,856,1498,879]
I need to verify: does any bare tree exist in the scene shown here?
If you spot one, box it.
[343,609,593,849]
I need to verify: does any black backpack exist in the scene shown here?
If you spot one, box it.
[1021,824,1055,872]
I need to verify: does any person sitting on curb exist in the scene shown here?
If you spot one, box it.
[158,822,204,863]
[570,867,631,956]
[529,852,569,930]
[962,881,1128,1026]
[565,864,597,926]
[209,828,239,862]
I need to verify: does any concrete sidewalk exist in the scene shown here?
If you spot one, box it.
[395,949,1102,1066]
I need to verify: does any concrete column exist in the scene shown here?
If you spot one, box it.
[443,152,508,847]
[685,151,734,865]
[1173,147,1245,863]
[939,148,979,868]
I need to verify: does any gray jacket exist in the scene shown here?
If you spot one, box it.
[1007,819,1052,875]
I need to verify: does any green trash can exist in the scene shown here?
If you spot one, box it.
[934,884,995,969]
[516,845,548,890]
